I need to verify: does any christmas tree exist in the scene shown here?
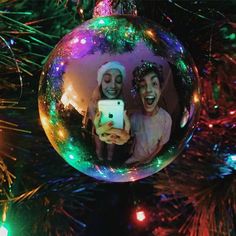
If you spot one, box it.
[0,0,235,235]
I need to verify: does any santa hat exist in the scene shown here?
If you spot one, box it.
[97,61,126,85]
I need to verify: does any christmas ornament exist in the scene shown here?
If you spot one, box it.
[38,15,200,182]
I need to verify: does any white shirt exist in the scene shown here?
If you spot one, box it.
[131,107,172,160]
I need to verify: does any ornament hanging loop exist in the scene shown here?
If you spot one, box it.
[93,0,137,18]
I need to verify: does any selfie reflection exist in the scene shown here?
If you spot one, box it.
[39,15,200,182]
[84,61,130,162]
[60,56,185,167]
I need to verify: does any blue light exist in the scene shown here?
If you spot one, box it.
[10,39,15,45]
[226,154,236,170]
[229,155,236,161]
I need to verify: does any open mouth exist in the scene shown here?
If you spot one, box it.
[145,95,156,105]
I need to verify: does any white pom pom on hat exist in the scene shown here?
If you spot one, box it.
[97,61,126,85]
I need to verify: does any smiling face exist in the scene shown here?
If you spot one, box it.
[101,69,123,99]
[138,71,161,115]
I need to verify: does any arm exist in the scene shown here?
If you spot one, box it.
[148,112,172,158]
[159,111,172,146]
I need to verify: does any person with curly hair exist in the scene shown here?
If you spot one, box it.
[126,61,172,165]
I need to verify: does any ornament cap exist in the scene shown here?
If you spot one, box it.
[93,0,137,18]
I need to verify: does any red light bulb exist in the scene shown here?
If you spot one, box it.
[136,210,146,222]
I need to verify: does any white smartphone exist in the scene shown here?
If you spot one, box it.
[98,99,124,129]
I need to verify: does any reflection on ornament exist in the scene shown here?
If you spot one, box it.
[39,15,200,182]
[180,107,190,128]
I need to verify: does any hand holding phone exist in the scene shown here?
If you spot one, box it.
[93,100,130,145]
[105,110,131,145]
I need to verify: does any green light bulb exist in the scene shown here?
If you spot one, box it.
[177,59,188,72]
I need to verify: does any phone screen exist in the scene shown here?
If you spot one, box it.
[98,100,124,129]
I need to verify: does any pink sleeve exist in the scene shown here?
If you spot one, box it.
[160,112,172,145]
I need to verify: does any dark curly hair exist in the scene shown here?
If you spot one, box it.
[132,60,164,92]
